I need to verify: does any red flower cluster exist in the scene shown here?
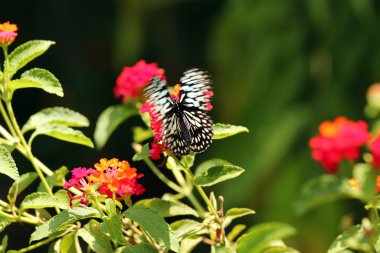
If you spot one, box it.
[0,22,18,45]
[370,134,380,168]
[114,60,164,102]
[141,103,166,160]
[309,117,371,173]
[64,158,145,207]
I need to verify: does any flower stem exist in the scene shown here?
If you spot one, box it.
[142,157,183,193]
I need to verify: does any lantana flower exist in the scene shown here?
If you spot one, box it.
[64,158,145,207]
[0,22,18,46]
[369,134,380,168]
[309,117,371,173]
[114,60,164,102]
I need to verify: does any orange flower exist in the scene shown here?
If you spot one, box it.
[0,22,18,45]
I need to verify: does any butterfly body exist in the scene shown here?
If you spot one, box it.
[144,68,213,156]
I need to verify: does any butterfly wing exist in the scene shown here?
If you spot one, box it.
[163,113,191,156]
[179,68,212,111]
[144,76,172,121]
[182,109,213,153]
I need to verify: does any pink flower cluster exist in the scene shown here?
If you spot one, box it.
[0,22,18,45]
[114,60,164,102]
[309,117,371,173]
[64,158,145,207]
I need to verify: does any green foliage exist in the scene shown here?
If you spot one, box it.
[194,159,244,187]
[121,243,158,253]
[29,124,94,148]
[77,220,113,253]
[94,104,138,149]
[7,40,55,78]
[327,224,369,253]
[8,172,38,203]
[132,143,150,161]
[236,222,297,253]
[0,144,18,180]
[135,198,199,217]
[20,192,69,210]
[123,206,179,252]
[212,123,249,140]
[22,107,89,133]
[30,207,101,242]
[10,68,63,97]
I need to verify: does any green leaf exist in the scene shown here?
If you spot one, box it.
[77,220,113,253]
[352,163,377,201]
[0,144,19,180]
[94,104,138,149]
[121,243,158,253]
[0,235,8,253]
[22,107,89,133]
[30,124,94,148]
[328,224,370,253]
[133,126,154,143]
[212,123,249,140]
[10,68,63,97]
[227,224,246,241]
[170,219,205,240]
[123,206,179,252]
[194,159,244,187]
[60,232,82,253]
[8,40,55,78]
[8,172,38,202]
[225,208,255,220]
[223,208,255,226]
[30,207,101,242]
[263,246,300,253]
[20,192,68,210]
[37,166,69,193]
[178,237,203,253]
[236,222,297,253]
[132,143,150,161]
[294,175,345,215]
[100,213,124,245]
[135,198,199,218]
[181,154,195,169]
[0,217,13,233]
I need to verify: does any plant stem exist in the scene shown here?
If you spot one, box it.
[0,101,16,137]
[15,237,56,253]
[142,157,183,193]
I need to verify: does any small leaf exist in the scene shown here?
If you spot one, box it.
[77,220,113,253]
[0,217,13,233]
[132,143,150,161]
[236,222,297,253]
[8,40,55,78]
[8,172,38,202]
[194,159,244,187]
[133,126,154,143]
[30,207,101,242]
[60,232,82,253]
[0,235,8,253]
[121,243,158,253]
[10,68,63,97]
[20,192,68,210]
[178,237,203,253]
[94,104,138,149]
[181,154,195,169]
[328,224,370,253]
[30,124,94,148]
[170,219,205,240]
[22,107,89,133]
[224,208,255,227]
[227,224,246,241]
[212,123,249,140]
[100,213,124,245]
[294,175,345,215]
[123,206,179,252]
[0,145,19,180]
[135,198,199,218]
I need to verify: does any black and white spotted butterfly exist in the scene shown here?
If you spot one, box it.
[144,68,213,156]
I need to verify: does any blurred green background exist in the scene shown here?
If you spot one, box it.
[2,0,380,252]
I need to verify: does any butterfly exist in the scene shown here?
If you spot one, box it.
[144,68,213,156]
